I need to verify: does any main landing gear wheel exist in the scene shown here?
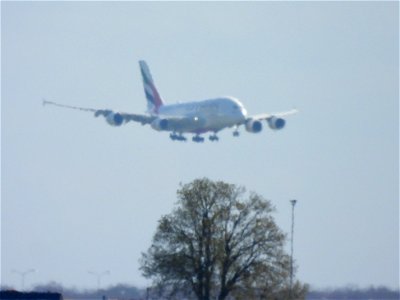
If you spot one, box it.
[192,135,205,143]
[209,135,219,142]
[170,133,187,142]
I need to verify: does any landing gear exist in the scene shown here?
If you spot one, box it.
[170,132,187,142]
[209,134,219,142]
[232,125,240,137]
[192,135,205,143]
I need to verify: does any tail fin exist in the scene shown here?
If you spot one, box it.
[139,60,164,114]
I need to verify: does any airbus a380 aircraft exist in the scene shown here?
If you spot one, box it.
[44,60,297,143]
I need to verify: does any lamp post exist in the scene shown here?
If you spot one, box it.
[12,269,36,291]
[88,270,110,290]
[289,199,297,299]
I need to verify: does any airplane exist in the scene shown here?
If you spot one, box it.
[43,60,297,143]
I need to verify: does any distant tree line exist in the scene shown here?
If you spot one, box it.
[1,283,399,299]
[32,282,143,299]
[307,286,400,300]
[307,285,400,300]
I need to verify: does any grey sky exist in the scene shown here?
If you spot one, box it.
[1,1,398,291]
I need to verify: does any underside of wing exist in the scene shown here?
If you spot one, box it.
[249,108,299,121]
[119,112,155,125]
[242,108,298,132]
[43,99,156,126]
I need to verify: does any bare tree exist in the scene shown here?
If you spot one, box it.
[141,178,307,300]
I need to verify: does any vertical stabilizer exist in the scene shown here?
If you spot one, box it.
[139,60,164,114]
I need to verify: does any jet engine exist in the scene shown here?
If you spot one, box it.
[151,118,169,131]
[268,116,285,130]
[106,112,124,126]
[245,119,262,133]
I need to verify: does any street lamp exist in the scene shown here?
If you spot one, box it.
[12,269,36,291]
[289,199,297,299]
[88,270,110,290]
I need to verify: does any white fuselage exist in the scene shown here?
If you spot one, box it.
[156,96,248,133]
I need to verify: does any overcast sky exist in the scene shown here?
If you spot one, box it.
[2,1,398,291]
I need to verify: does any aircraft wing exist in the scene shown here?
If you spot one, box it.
[239,108,298,132]
[43,99,155,125]
[248,108,299,122]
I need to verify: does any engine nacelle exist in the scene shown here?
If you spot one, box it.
[151,118,169,131]
[268,116,285,130]
[106,112,124,126]
[245,119,263,133]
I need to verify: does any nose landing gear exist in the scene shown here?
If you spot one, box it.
[232,125,240,137]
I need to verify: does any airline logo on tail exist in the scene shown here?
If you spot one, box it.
[139,60,164,114]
